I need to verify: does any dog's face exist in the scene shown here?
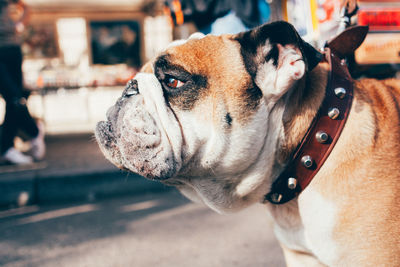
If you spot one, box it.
[95,22,322,213]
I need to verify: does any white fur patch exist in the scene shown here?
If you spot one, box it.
[255,43,305,105]
[188,32,206,40]
[134,73,183,170]
[268,200,311,254]
[299,188,338,265]
[267,188,338,265]
[165,98,285,214]
[165,32,205,49]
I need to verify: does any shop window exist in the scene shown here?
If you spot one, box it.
[89,21,141,68]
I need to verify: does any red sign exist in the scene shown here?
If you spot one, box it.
[358,9,400,31]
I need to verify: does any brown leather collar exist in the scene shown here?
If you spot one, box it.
[265,47,354,204]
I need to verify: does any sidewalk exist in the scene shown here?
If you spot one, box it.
[0,133,168,210]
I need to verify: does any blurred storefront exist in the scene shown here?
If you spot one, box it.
[3,0,399,134]
[280,0,400,78]
[2,0,172,134]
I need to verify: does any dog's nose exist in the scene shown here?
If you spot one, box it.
[123,79,139,97]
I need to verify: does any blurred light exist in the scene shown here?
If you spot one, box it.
[144,16,173,61]
[56,17,89,67]
[119,200,160,213]
[0,205,39,219]
[17,204,98,225]
[17,191,30,207]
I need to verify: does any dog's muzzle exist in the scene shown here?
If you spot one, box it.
[95,79,178,180]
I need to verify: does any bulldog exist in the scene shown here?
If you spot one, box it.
[95,21,400,266]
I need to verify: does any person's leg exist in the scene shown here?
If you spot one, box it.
[0,99,33,164]
[0,47,23,101]
[6,46,39,138]
[0,55,21,154]
[0,46,41,163]
[1,101,18,154]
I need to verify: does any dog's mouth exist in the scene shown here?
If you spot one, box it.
[95,120,124,169]
[95,92,179,180]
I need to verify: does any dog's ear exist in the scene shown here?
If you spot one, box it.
[235,21,322,100]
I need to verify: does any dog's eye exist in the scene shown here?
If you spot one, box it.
[166,77,185,89]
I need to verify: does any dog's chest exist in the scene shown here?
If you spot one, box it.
[302,189,339,264]
[268,188,339,265]
[268,202,311,253]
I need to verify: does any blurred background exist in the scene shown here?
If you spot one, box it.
[3,0,172,134]
[0,0,399,266]
[0,0,397,135]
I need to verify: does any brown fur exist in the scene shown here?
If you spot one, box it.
[160,35,261,124]
[302,78,400,265]
[96,22,400,265]
[159,37,400,263]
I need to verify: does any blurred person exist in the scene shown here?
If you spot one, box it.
[165,0,271,35]
[91,24,140,67]
[165,0,359,39]
[108,26,140,67]
[0,0,45,164]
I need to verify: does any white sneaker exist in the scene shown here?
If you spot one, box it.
[30,120,46,161]
[3,147,33,164]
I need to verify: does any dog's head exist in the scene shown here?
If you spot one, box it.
[95,21,323,213]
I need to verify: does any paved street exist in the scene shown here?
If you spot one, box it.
[0,134,167,208]
[0,190,285,267]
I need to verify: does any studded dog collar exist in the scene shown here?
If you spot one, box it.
[265,26,368,205]
[264,46,354,205]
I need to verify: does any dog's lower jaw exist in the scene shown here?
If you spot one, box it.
[171,152,282,214]
[174,127,285,214]
[95,121,124,168]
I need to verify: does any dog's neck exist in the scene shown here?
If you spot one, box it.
[266,49,354,204]
[278,63,329,166]
[263,63,330,250]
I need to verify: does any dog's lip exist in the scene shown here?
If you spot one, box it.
[95,120,118,153]
[96,120,178,181]
[96,120,114,139]
[96,120,127,169]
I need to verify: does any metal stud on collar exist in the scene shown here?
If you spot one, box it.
[301,155,314,169]
[328,107,340,119]
[316,131,329,143]
[270,193,283,203]
[334,87,347,99]
[287,177,297,190]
